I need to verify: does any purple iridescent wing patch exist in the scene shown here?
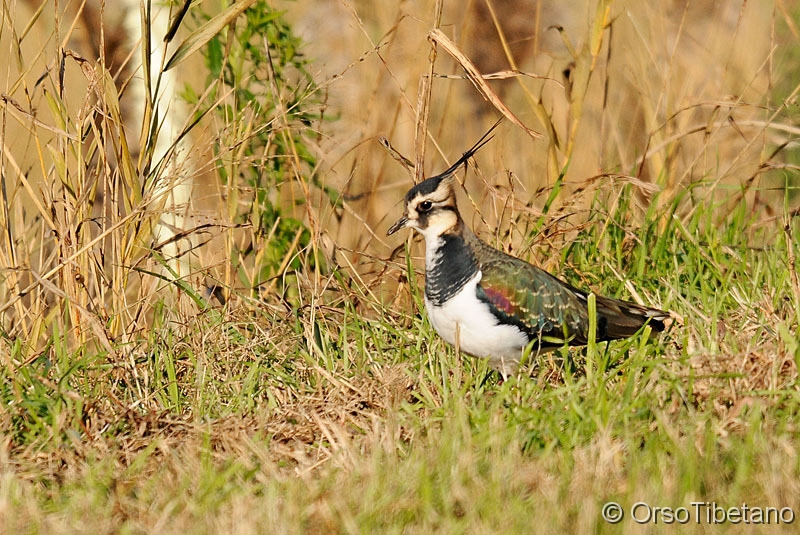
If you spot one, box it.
[480,285,517,315]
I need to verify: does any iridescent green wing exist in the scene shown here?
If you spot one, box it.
[477,255,592,346]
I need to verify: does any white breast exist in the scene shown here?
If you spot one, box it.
[424,270,530,375]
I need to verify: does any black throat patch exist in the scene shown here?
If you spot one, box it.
[425,232,478,306]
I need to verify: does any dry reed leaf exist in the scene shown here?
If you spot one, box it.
[413,0,444,183]
[0,94,78,139]
[379,136,414,176]
[165,0,259,71]
[429,28,541,140]
[480,70,559,82]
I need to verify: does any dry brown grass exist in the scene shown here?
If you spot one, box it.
[1,0,800,532]
[290,0,789,260]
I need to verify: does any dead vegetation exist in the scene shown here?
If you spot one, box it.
[1,0,799,532]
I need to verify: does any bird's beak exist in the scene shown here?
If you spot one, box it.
[387,215,409,236]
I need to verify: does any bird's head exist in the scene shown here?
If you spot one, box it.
[386,118,502,241]
[386,174,459,240]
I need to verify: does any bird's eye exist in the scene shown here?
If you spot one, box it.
[418,200,433,212]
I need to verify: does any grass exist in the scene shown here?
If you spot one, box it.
[3,184,798,533]
[2,0,800,533]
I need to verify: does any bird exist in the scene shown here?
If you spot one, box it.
[386,121,670,377]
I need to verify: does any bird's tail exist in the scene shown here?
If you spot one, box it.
[594,295,671,340]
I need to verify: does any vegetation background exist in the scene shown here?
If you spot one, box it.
[1,0,799,532]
